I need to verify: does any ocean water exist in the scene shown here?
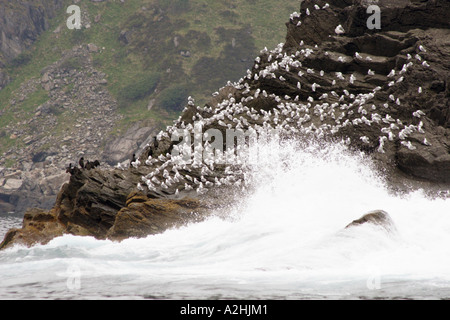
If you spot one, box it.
[0,141,449,300]
[0,216,22,241]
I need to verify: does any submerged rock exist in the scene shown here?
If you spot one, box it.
[345,210,396,233]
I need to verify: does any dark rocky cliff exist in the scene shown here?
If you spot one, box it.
[0,0,65,89]
[1,0,449,249]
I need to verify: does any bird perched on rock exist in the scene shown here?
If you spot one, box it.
[349,74,356,84]
[66,163,74,174]
[153,136,159,150]
[413,110,426,118]
[335,24,345,35]
[360,136,370,144]
[401,140,416,150]
[85,161,94,170]
[79,157,85,169]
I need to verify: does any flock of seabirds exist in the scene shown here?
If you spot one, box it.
[65,5,432,197]
[65,136,159,175]
[65,157,101,175]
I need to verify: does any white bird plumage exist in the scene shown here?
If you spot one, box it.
[335,24,345,35]
[349,74,355,84]
[360,136,370,143]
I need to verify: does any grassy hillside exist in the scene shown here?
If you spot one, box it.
[0,0,301,164]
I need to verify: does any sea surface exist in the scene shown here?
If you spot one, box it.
[0,216,22,241]
[0,141,449,300]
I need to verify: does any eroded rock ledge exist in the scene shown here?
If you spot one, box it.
[2,0,449,249]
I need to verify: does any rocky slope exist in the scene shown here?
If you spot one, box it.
[1,0,449,249]
[0,0,302,215]
[0,44,161,215]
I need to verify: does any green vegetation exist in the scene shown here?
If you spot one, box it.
[10,52,32,68]
[0,0,301,153]
[60,56,83,71]
[157,84,190,112]
[21,89,49,115]
[119,73,161,104]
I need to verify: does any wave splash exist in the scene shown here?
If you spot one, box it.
[1,141,449,299]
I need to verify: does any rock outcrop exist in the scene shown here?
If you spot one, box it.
[0,0,65,89]
[345,210,397,233]
[0,44,129,215]
[1,0,449,249]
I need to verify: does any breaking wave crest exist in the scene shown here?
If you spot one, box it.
[1,140,449,299]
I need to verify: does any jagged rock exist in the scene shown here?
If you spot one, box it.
[0,0,65,91]
[107,192,216,241]
[0,208,66,249]
[2,179,23,190]
[2,0,449,249]
[283,0,450,183]
[87,43,99,53]
[0,44,123,215]
[102,120,161,165]
[0,168,228,249]
[345,210,396,233]
[0,0,64,61]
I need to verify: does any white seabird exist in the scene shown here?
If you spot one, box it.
[335,24,345,35]
[360,136,370,143]
[349,74,355,84]
[401,140,416,150]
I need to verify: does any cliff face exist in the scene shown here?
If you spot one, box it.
[0,0,65,89]
[284,0,450,183]
[1,0,449,249]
